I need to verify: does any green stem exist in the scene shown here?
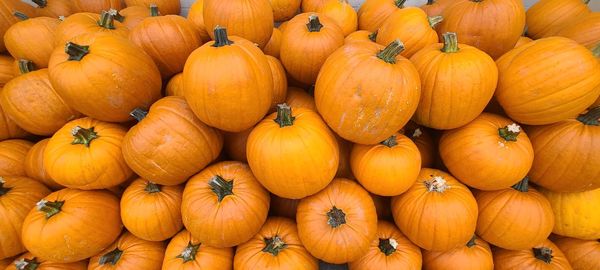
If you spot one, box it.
[212,26,233,47]
[176,242,200,262]
[150,4,159,16]
[306,15,323,32]
[512,177,529,192]
[13,11,29,20]
[592,43,600,58]
[98,248,123,265]
[17,59,35,74]
[466,235,477,248]
[98,10,117,29]
[65,43,89,61]
[378,238,397,256]
[395,0,406,8]
[381,135,398,148]
[428,16,443,28]
[71,126,98,147]
[441,32,459,53]
[368,30,378,42]
[145,182,162,193]
[498,123,521,142]
[15,258,41,270]
[36,200,64,219]
[209,175,234,202]
[274,103,295,127]
[426,0,434,4]
[533,247,553,264]
[130,108,148,122]
[262,235,287,256]
[0,177,10,196]
[577,106,600,126]
[31,0,47,8]
[583,0,590,4]
[113,10,125,22]
[377,40,405,64]
[327,206,346,228]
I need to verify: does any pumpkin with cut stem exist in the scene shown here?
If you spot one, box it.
[4,14,59,69]
[422,236,494,270]
[357,0,406,32]
[88,232,165,270]
[54,11,129,47]
[493,239,572,270]
[162,229,234,270]
[115,6,151,29]
[31,0,74,17]
[317,0,358,36]
[0,1,35,52]
[526,0,591,39]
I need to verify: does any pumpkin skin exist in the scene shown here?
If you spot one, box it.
[557,12,600,50]
[493,239,573,270]
[317,0,358,37]
[223,128,252,162]
[187,0,210,43]
[4,16,59,69]
[357,0,405,32]
[48,33,162,123]
[44,117,133,189]
[266,56,288,111]
[376,7,441,58]
[271,0,301,22]
[285,87,316,111]
[314,41,421,145]
[553,237,600,270]
[344,30,376,44]
[182,161,270,248]
[422,236,494,270]
[280,13,344,85]
[438,0,526,59]
[32,0,75,17]
[125,0,180,15]
[165,73,183,96]
[0,176,51,259]
[401,122,436,168]
[0,139,33,176]
[297,178,378,264]
[0,258,10,269]
[4,252,87,270]
[0,55,14,87]
[348,221,422,270]
[183,27,273,132]
[0,102,27,141]
[117,6,151,29]
[409,32,498,130]
[526,0,590,39]
[0,1,35,53]
[24,139,63,190]
[88,232,166,270]
[234,217,319,270]
[391,168,478,251]
[54,12,130,47]
[301,0,330,12]
[162,229,234,270]
[420,0,453,17]
[350,133,421,196]
[495,37,600,125]
[541,187,600,240]
[264,28,282,58]
[515,36,533,48]
[72,0,122,13]
[22,189,122,263]
[269,194,300,220]
[439,113,534,190]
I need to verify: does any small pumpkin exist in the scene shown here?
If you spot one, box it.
[31,0,74,17]
[162,229,234,270]
[0,55,14,87]
[223,128,252,162]
[401,122,436,168]
[526,0,591,39]
[125,0,180,15]
[0,104,28,142]
[357,0,406,32]
[88,232,166,270]
[115,5,151,29]
[4,253,86,270]
[376,8,442,58]
[553,237,600,269]
[285,87,317,111]
[54,11,130,47]
[271,0,301,21]
[422,236,494,270]
[317,0,358,36]
[4,14,59,69]
[515,36,533,48]
[493,239,573,270]
[23,139,63,191]
[264,28,282,58]
[420,0,453,17]
[165,73,183,96]
[0,139,33,176]
[541,187,600,240]
[0,1,35,52]
[266,56,288,111]
[186,0,210,42]
[269,194,300,220]
[344,30,377,44]
[557,12,600,50]
[72,0,122,13]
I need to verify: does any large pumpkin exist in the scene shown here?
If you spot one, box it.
[0,1,35,52]
[264,28,282,58]
[391,168,478,251]
[526,0,590,39]
[495,37,600,125]
[4,15,59,69]
[409,32,497,130]
[269,194,300,220]
[162,229,234,270]
[541,187,600,240]
[4,252,87,270]
[0,139,33,176]
[357,0,406,32]
[247,104,339,199]
[557,12,600,50]
[181,161,270,248]
[72,0,122,13]
[30,0,74,17]
[314,41,421,145]
[24,139,63,191]
[125,0,180,15]
[554,237,600,270]
[183,27,273,132]
[266,56,288,111]
[54,11,130,47]
[116,5,151,29]
[439,113,534,190]
[22,189,122,263]
[0,176,50,259]
[317,0,357,37]
[186,0,210,42]
[44,117,133,189]
[122,95,222,187]
[422,236,494,270]
[271,0,301,22]
[493,239,573,270]
[88,232,166,270]
[297,178,377,264]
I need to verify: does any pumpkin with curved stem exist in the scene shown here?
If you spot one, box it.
[0,139,32,176]
[357,0,406,32]
[515,36,533,48]
[348,221,422,270]
[125,0,180,15]
[0,55,14,86]
[526,0,590,39]
[401,122,436,168]
[344,30,376,44]
[4,15,59,69]
[264,28,282,58]
[391,168,478,251]
[88,232,166,270]
[165,73,183,96]
[269,194,300,220]
[5,253,87,270]
[247,104,339,199]
[297,178,377,264]
[0,1,35,53]
[0,176,50,259]
[271,0,301,21]
[286,87,317,111]
[24,139,63,191]
[315,40,421,145]
[162,229,234,270]
[72,0,122,13]
[280,13,344,85]
[557,13,600,50]
[493,239,572,270]
[183,27,273,132]
[31,0,74,17]
[187,0,210,43]
[266,56,288,111]
[554,237,600,269]
[204,0,273,48]
[376,8,442,58]
[317,0,358,36]
[410,32,497,130]
[0,105,28,142]
[422,236,494,270]
[182,161,270,248]
[439,113,534,190]
[234,217,319,269]
[541,187,600,239]
[54,11,130,47]
[223,128,252,162]
[22,189,122,263]
[44,117,133,189]
[116,6,150,29]
[420,0,453,17]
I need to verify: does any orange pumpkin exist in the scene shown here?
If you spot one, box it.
[493,239,572,270]
[391,168,478,251]
[88,232,166,270]
[44,117,133,189]
[317,0,357,36]
[514,36,533,48]
[54,11,130,47]
[541,187,600,240]
[22,189,122,263]
[557,12,600,50]
[4,15,59,69]
[401,122,436,168]
[302,0,330,12]
[349,221,422,270]
[0,1,35,52]
[183,27,273,132]
[0,176,50,259]
[4,252,86,270]
[72,0,122,13]
[24,139,63,191]
[314,41,421,145]
[357,0,406,32]
[187,0,210,43]
[266,56,288,111]
[182,161,270,248]
[247,104,339,199]
[495,37,600,125]
[0,55,14,87]
[31,0,74,17]
[409,32,497,130]
[422,236,494,270]
[420,0,453,17]
[439,113,534,190]
[269,194,300,220]
[526,0,590,39]
[0,105,28,142]
[165,73,183,96]
[116,5,151,29]
[162,229,234,270]
[125,0,180,15]
[271,0,301,21]
[234,217,318,269]
[264,28,282,58]
[554,237,600,270]
[0,139,32,176]
[297,178,377,264]
[344,30,377,44]
[223,128,252,162]
[376,8,442,58]
[286,87,316,111]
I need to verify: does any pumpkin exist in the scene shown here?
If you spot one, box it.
[0,1,35,52]
[493,239,573,270]
[554,237,600,270]
[54,11,130,47]
[72,0,122,13]
[391,168,478,251]
[0,55,14,87]
[264,28,282,58]
[302,0,330,12]
[439,113,534,190]
[0,258,11,269]
[116,5,150,29]
[165,73,183,96]
[526,0,590,39]
[401,122,436,168]
[4,15,59,69]
[495,37,600,125]
[269,194,300,220]
[44,117,133,189]
[527,107,600,192]
[48,33,162,123]
[24,139,63,191]
[438,0,526,59]
[234,217,319,269]
[223,128,252,162]
[515,36,533,48]
[541,187,600,240]
[420,0,453,17]
[285,87,317,111]
[344,30,377,44]
[187,0,210,43]
[409,32,497,130]
[266,56,288,111]
[317,0,357,36]
[183,27,273,132]
[280,13,344,85]
[120,179,183,241]
[0,139,33,176]
[370,193,392,220]
[557,12,600,50]
[314,40,421,145]
[376,8,442,58]
[22,189,122,263]
[0,176,50,259]
[350,133,420,196]
[271,0,301,21]
[125,0,180,15]
[88,232,166,270]
[162,229,234,270]
[335,134,353,179]
[357,0,406,32]
[31,0,74,17]
[0,103,28,141]
[203,0,273,48]
[348,221,422,270]
[422,236,494,270]
[4,253,87,270]
[247,104,339,199]
[182,161,270,248]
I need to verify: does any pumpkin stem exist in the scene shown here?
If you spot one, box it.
[71,126,98,147]
[15,258,41,270]
[471,0,484,2]
[592,43,600,58]
[368,30,378,42]
[466,235,477,248]
[0,177,10,196]
[326,206,346,228]
[428,16,443,28]
[426,0,434,5]
[424,175,451,192]
[498,123,521,141]
[65,42,89,61]
[306,15,323,32]
[512,177,530,192]
[113,10,125,22]
[209,175,234,202]
[213,26,234,47]
[149,4,160,16]
[31,0,47,8]
[378,238,398,256]
[583,0,591,4]
[36,199,64,219]
[13,11,29,20]
[145,182,162,193]
[262,235,287,256]
[274,103,295,127]
[98,248,123,265]
[395,0,406,8]
[381,135,398,148]
[17,59,35,74]
[130,108,148,122]
[441,32,459,53]
[377,40,405,64]
[98,9,118,29]
[176,242,200,262]
[577,106,600,126]
[58,15,65,21]
[533,247,553,264]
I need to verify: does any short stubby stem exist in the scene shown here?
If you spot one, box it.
[466,235,477,248]
[378,238,398,256]
[130,108,148,122]
[98,248,123,265]
[368,30,378,42]
[274,103,295,127]
[441,32,459,53]
[0,177,9,196]
[262,235,288,256]
[498,123,521,142]
[176,242,201,262]
[306,15,323,32]
[15,258,41,270]
[424,176,450,192]
[71,126,98,147]
[512,177,529,192]
[428,16,443,28]
[577,106,600,126]
[65,43,90,61]
[209,175,234,202]
[395,0,406,8]
[36,199,65,219]
[145,182,162,193]
[212,26,234,47]
[381,135,398,148]
[533,247,553,264]
[327,206,347,228]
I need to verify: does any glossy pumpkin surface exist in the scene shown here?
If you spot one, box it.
[376,7,441,58]
[4,16,59,69]
[422,236,494,270]
[88,232,166,270]
[493,239,573,270]
[54,12,130,47]
[554,237,600,270]
[526,0,591,39]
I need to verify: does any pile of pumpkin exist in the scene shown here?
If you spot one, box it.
[0,0,599,269]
